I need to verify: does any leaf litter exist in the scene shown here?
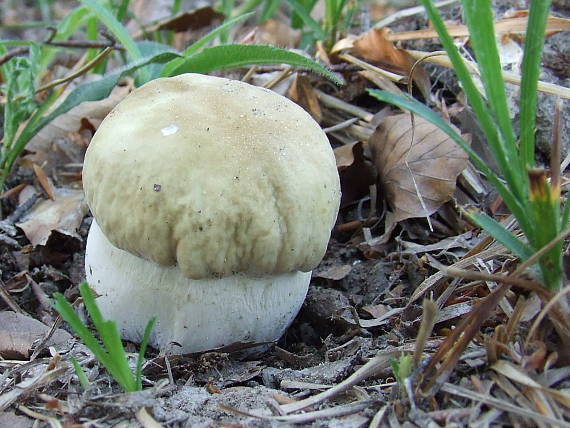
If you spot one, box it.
[1,1,570,427]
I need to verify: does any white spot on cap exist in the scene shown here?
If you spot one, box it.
[161,124,179,136]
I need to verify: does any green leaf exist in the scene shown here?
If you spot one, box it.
[160,12,255,78]
[136,316,156,390]
[70,356,90,389]
[79,0,147,82]
[168,44,342,85]
[468,211,533,260]
[562,196,570,229]
[1,49,39,152]
[519,0,552,168]
[286,0,326,39]
[136,40,177,80]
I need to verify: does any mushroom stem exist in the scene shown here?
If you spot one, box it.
[85,220,311,354]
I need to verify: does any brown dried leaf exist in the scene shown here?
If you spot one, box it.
[370,113,469,222]
[334,142,377,207]
[315,264,352,281]
[387,15,570,42]
[352,28,430,98]
[257,19,301,47]
[16,188,88,247]
[23,81,133,175]
[154,7,224,32]
[0,311,72,359]
[32,164,55,201]
[287,74,322,122]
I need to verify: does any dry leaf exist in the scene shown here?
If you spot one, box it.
[361,303,391,319]
[154,7,224,32]
[0,311,72,359]
[17,187,88,247]
[257,19,301,47]
[370,113,469,222]
[334,142,377,207]
[315,264,352,281]
[287,74,322,122]
[387,15,570,41]
[23,81,133,176]
[352,28,430,98]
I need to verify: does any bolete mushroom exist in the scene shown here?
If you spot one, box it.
[82,73,340,354]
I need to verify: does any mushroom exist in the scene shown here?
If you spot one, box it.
[82,73,340,354]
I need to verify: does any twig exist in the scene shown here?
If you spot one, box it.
[407,50,570,99]
[36,47,114,93]
[7,193,41,223]
[0,278,25,314]
[338,53,406,83]
[220,400,375,423]
[441,382,570,427]
[315,89,374,122]
[0,47,29,67]
[279,351,398,414]
[525,284,570,346]
[445,268,547,295]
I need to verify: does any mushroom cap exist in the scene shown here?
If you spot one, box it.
[83,73,340,279]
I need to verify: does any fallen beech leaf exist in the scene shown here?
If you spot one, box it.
[155,7,224,32]
[23,81,133,175]
[315,264,352,281]
[257,19,301,47]
[352,28,430,98]
[32,164,55,201]
[361,303,391,319]
[0,311,72,359]
[370,113,469,222]
[288,74,322,122]
[17,188,88,247]
[334,142,377,207]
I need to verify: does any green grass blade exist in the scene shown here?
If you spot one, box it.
[39,6,91,71]
[468,211,534,260]
[562,196,570,228]
[168,44,342,85]
[79,0,147,82]
[286,0,326,39]
[419,0,523,201]
[160,13,254,78]
[136,316,157,390]
[519,0,552,168]
[53,292,111,366]
[77,283,136,391]
[260,0,282,21]
[116,0,131,21]
[462,1,518,163]
[528,171,563,290]
[70,356,90,390]
[366,88,533,235]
